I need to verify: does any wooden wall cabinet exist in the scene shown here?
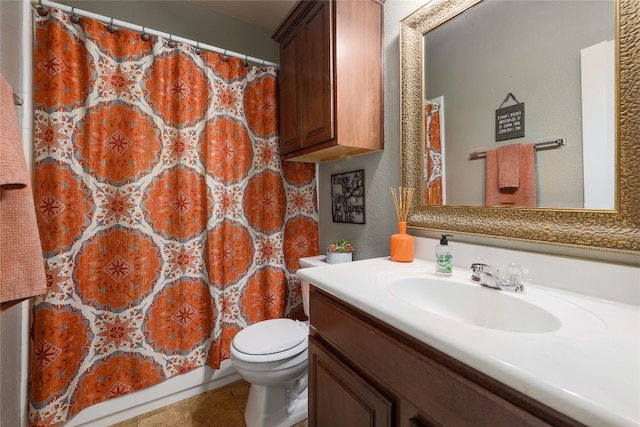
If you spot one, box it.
[273,0,384,163]
[308,287,584,427]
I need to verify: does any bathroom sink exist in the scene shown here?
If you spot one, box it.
[387,275,562,333]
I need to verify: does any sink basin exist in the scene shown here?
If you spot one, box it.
[387,275,562,333]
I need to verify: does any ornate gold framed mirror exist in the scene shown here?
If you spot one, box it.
[401,0,639,262]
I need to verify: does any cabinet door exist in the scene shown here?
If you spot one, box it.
[301,0,334,148]
[309,335,393,427]
[278,28,302,154]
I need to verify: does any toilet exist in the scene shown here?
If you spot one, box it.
[230,256,325,427]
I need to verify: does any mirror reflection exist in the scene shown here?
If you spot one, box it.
[422,0,615,209]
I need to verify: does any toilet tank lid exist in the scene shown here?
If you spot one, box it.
[234,318,308,355]
[299,255,327,268]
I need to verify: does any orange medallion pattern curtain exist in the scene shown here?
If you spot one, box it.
[29,9,318,426]
[424,100,443,204]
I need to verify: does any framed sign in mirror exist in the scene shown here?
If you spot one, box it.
[331,169,365,224]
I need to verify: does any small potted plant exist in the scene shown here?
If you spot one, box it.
[326,239,354,264]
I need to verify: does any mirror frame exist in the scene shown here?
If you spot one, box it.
[400,0,639,263]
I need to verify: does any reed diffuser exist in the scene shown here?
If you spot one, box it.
[390,186,415,262]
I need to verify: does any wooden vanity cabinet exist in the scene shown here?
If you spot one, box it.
[273,0,384,163]
[308,286,584,427]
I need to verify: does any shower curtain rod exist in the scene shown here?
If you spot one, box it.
[31,0,279,68]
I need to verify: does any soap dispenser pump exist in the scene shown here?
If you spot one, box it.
[435,234,453,276]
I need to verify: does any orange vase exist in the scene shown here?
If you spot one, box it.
[390,221,414,262]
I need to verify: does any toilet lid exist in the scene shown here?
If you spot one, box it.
[233,318,308,355]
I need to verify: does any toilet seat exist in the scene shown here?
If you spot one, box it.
[232,318,309,363]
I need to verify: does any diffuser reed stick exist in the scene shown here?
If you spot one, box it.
[391,186,414,222]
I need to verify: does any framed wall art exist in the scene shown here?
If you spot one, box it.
[331,169,365,224]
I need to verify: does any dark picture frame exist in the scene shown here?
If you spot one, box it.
[331,169,365,224]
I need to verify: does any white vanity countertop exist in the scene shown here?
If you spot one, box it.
[297,257,640,426]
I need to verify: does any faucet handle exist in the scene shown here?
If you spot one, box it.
[505,263,527,284]
[502,263,527,292]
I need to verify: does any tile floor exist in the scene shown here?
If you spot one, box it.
[110,380,308,427]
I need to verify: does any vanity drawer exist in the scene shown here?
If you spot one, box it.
[309,286,583,427]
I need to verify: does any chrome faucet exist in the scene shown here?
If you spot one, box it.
[470,262,525,293]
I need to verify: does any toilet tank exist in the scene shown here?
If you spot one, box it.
[298,256,327,317]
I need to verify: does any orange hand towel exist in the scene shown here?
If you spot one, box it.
[513,143,536,207]
[0,73,47,305]
[485,149,502,206]
[497,143,520,189]
[485,143,537,207]
[497,143,520,204]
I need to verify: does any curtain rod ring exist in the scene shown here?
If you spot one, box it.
[107,17,116,33]
[167,34,176,49]
[36,0,48,17]
[141,26,150,42]
[194,41,201,56]
[70,7,81,24]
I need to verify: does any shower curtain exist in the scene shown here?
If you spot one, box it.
[424,99,443,205]
[29,9,318,426]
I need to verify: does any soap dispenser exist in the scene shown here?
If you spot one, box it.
[435,234,453,276]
